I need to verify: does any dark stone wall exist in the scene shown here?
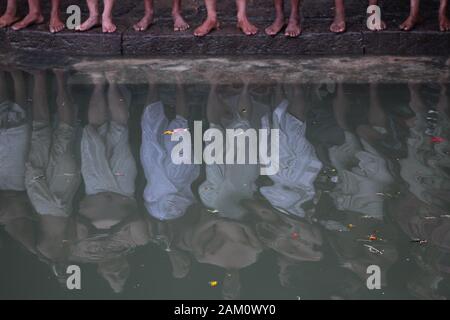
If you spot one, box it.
[0,0,448,56]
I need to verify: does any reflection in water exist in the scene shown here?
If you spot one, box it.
[0,63,450,299]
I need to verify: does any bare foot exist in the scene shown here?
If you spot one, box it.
[285,18,301,37]
[11,12,44,30]
[194,18,219,37]
[102,15,117,33]
[439,15,450,32]
[49,16,65,33]
[265,17,285,36]
[173,13,190,32]
[75,15,100,31]
[330,15,346,33]
[399,15,422,31]
[368,17,387,31]
[0,13,20,28]
[237,17,258,36]
[134,14,153,32]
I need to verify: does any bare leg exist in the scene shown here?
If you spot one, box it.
[54,70,76,126]
[32,71,49,123]
[102,0,116,33]
[134,0,154,32]
[49,0,65,33]
[88,74,108,127]
[11,70,27,108]
[400,0,422,31]
[333,82,350,130]
[0,0,19,28]
[330,0,346,33]
[173,0,190,31]
[194,0,219,36]
[76,0,100,31]
[11,0,44,31]
[439,0,450,31]
[146,70,160,105]
[368,0,386,30]
[265,0,285,36]
[288,84,307,121]
[236,0,258,35]
[106,73,128,126]
[437,83,449,115]
[206,80,225,124]
[368,83,387,128]
[285,0,301,37]
[404,83,427,129]
[175,76,189,119]
[356,83,387,142]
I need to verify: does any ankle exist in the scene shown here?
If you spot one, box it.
[29,10,42,17]
[206,15,218,23]
[89,13,100,20]
[102,13,113,21]
[4,9,17,16]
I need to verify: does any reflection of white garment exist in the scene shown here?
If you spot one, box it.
[259,100,322,217]
[25,121,80,217]
[141,102,200,220]
[81,122,137,197]
[199,120,259,220]
[329,131,393,219]
[0,102,29,191]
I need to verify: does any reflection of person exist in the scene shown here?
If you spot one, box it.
[25,70,80,218]
[259,83,322,218]
[141,72,200,221]
[399,83,450,210]
[388,191,450,299]
[69,212,151,293]
[198,75,269,220]
[0,68,30,192]
[328,83,394,219]
[243,199,323,262]
[242,198,323,290]
[174,207,263,299]
[80,72,138,230]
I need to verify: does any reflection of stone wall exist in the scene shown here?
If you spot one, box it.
[2,0,444,19]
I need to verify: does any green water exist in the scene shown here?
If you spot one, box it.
[0,57,450,300]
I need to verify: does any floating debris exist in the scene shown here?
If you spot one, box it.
[291,232,300,240]
[164,128,189,135]
[209,281,218,287]
[431,136,445,143]
[410,239,428,245]
[364,244,384,255]
[207,209,219,214]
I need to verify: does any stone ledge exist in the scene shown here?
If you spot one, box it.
[0,16,449,56]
